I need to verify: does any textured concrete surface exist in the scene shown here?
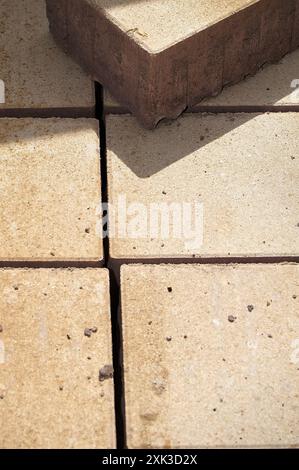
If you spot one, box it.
[0,118,103,264]
[0,268,115,449]
[0,0,95,117]
[104,49,299,114]
[47,0,299,128]
[107,113,299,262]
[121,263,299,448]
[99,0,260,53]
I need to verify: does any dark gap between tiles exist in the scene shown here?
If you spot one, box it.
[100,80,299,446]
[95,82,127,449]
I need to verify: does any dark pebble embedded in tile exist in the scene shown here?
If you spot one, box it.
[84,327,98,337]
[228,315,237,323]
[99,365,114,382]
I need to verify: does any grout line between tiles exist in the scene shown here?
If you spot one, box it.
[95,82,127,449]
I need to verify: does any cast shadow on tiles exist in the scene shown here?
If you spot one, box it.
[106,108,296,179]
[106,47,299,177]
[107,113,253,179]
[2,0,298,177]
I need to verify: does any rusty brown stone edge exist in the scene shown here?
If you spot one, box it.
[0,259,105,268]
[46,0,299,128]
[0,106,95,118]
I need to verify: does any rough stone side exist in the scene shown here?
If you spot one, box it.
[93,11,154,127]
[259,0,295,63]
[292,1,299,49]
[46,0,299,128]
[46,0,68,44]
[66,0,96,72]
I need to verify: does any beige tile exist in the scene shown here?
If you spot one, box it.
[121,263,299,448]
[0,118,103,263]
[0,268,115,449]
[0,0,94,116]
[107,113,299,262]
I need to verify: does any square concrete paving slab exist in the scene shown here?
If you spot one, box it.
[104,49,299,114]
[107,113,299,264]
[0,268,115,449]
[121,263,299,448]
[47,0,299,128]
[0,118,103,264]
[0,0,95,117]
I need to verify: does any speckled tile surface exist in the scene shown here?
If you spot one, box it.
[107,113,299,261]
[0,118,103,263]
[122,263,299,449]
[0,268,115,449]
[0,0,95,116]
[1,0,299,452]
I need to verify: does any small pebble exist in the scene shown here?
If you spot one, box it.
[99,365,114,382]
[84,328,92,338]
[84,327,98,337]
